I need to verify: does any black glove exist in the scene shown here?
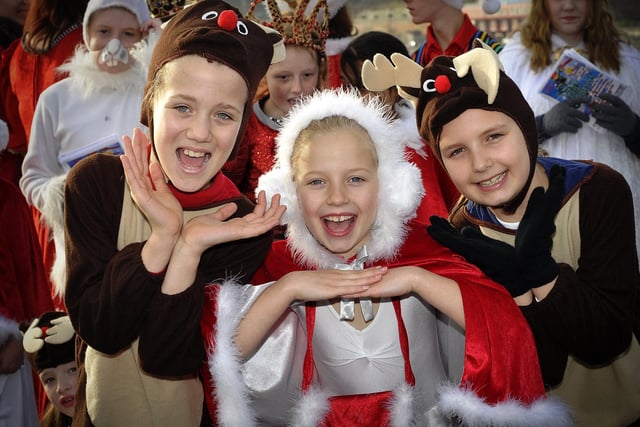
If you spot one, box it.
[427,216,529,297]
[538,97,590,141]
[591,93,638,137]
[514,165,565,289]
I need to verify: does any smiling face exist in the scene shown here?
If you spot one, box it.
[545,0,588,45]
[293,121,379,259]
[439,109,533,219]
[152,55,248,193]
[263,45,320,119]
[38,361,78,418]
[86,6,143,73]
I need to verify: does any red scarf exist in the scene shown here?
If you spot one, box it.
[167,172,241,209]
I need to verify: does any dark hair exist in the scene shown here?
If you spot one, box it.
[21,0,88,54]
[340,31,408,90]
[328,5,356,39]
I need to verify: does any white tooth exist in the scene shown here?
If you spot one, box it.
[183,149,205,158]
[326,215,353,222]
[480,172,504,187]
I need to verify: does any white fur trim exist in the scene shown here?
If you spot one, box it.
[394,99,427,159]
[209,281,258,426]
[325,36,353,56]
[40,174,67,299]
[289,383,418,426]
[289,386,331,427]
[387,382,416,427]
[435,384,574,427]
[57,34,152,100]
[257,88,424,269]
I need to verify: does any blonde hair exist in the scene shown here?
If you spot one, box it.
[290,115,377,180]
[520,0,625,72]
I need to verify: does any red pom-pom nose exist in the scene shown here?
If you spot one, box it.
[218,10,238,31]
[434,75,451,94]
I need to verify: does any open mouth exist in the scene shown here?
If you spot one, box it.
[177,148,211,171]
[323,215,355,236]
[61,395,75,408]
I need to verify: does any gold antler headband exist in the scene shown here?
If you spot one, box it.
[247,0,329,53]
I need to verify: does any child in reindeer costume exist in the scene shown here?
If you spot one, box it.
[362,40,640,426]
[201,87,571,425]
[63,1,286,425]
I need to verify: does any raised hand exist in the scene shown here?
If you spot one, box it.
[180,191,286,254]
[121,128,182,273]
[539,97,590,138]
[121,128,183,239]
[280,267,387,303]
[427,216,526,297]
[515,165,565,289]
[592,93,638,137]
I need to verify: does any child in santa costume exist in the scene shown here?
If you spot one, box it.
[201,88,571,426]
[19,0,161,309]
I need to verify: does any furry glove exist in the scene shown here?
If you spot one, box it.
[427,216,527,297]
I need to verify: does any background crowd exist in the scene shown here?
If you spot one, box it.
[1,0,639,426]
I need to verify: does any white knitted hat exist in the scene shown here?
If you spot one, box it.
[257,88,424,269]
[82,0,152,47]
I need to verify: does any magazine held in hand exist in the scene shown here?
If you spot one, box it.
[58,134,125,171]
[538,48,627,133]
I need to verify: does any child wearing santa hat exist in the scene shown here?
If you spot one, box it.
[201,87,571,426]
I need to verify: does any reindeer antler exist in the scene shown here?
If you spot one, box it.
[361,54,398,92]
[361,53,423,104]
[453,39,503,103]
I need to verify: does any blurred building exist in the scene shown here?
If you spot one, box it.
[351,0,531,51]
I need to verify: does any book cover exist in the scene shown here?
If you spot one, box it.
[538,48,626,132]
[58,134,124,171]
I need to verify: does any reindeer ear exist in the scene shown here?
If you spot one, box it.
[254,22,286,64]
[453,38,503,103]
